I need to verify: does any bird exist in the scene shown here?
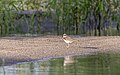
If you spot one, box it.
[63,34,74,48]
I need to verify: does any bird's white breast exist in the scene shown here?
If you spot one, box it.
[63,39,73,44]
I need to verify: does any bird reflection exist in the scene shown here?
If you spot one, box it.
[64,56,76,66]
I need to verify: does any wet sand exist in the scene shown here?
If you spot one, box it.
[0,36,120,65]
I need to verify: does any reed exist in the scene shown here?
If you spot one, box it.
[47,0,120,36]
[0,0,119,36]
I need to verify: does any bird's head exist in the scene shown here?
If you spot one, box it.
[63,34,67,38]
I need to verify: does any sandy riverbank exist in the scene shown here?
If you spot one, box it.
[0,36,120,65]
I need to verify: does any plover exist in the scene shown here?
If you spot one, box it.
[63,34,74,48]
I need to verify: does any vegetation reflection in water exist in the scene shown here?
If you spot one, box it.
[0,53,120,75]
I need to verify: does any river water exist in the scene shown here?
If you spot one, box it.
[0,52,120,75]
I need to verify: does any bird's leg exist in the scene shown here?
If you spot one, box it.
[67,43,70,48]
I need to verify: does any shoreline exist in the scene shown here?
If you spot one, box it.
[0,36,120,65]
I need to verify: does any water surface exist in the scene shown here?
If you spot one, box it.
[0,53,120,75]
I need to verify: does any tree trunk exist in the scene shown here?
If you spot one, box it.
[117,23,120,35]
[57,16,59,35]
[97,13,101,36]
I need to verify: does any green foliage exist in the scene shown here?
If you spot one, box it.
[0,0,119,36]
[0,0,46,36]
[47,0,120,36]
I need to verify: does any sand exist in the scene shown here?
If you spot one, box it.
[0,36,120,65]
